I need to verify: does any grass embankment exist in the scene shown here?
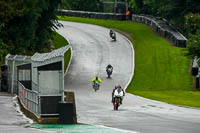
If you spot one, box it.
[52,32,71,72]
[58,16,200,108]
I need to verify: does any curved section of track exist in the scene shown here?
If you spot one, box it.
[57,21,200,133]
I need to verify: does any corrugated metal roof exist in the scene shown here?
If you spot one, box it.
[31,46,69,62]
[6,54,31,62]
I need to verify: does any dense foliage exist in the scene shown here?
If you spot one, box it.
[132,0,200,32]
[187,30,200,57]
[60,0,129,13]
[0,39,7,64]
[185,13,200,36]
[185,13,200,57]
[60,0,102,12]
[0,0,61,59]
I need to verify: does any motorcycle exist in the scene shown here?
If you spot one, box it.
[106,67,113,78]
[110,30,116,41]
[93,81,100,92]
[113,96,121,110]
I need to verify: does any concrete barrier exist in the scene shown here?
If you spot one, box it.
[17,91,77,124]
[64,91,77,124]
[132,14,187,48]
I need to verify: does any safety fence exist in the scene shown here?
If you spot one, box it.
[5,54,31,94]
[18,81,39,114]
[132,14,187,48]
[18,81,62,116]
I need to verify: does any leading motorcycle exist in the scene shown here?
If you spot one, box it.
[110,30,116,41]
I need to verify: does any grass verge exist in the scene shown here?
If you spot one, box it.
[58,16,200,108]
[52,31,71,72]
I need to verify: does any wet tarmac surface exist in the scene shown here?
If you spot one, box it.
[0,95,48,133]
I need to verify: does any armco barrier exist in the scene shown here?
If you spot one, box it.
[58,10,126,20]
[132,14,187,48]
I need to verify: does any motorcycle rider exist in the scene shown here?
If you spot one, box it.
[106,64,113,77]
[109,29,116,40]
[91,76,102,89]
[112,84,125,104]
[110,29,114,37]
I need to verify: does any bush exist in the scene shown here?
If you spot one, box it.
[185,13,200,36]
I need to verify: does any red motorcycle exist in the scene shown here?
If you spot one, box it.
[113,96,121,110]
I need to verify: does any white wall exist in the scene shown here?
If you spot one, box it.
[39,71,61,95]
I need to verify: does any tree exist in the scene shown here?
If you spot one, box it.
[130,0,143,14]
[63,0,101,12]
[0,0,23,63]
[59,0,71,10]
[0,0,23,30]
[187,30,200,57]
[185,13,200,36]
[0,39,8,64]
[0,0,62,55]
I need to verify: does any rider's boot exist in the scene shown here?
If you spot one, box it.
[120,97,122,104]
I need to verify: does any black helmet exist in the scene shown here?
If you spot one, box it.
[96,76,98,80]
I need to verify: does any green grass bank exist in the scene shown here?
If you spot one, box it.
[58,16,200,108]
[53,31,71,72]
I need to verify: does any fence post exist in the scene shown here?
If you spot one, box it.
[62,57,65,103]
[11,55,17,94]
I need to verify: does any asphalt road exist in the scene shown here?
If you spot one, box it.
[0,94,48,133]
[57,21,200,133]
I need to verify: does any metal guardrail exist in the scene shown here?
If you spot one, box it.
[132,14,187,48]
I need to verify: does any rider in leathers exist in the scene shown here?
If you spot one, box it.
[112,84,125,104]
[106,64,113,75]
[91,76,102,88]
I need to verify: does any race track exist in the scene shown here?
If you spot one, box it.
[57,21,200,133]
